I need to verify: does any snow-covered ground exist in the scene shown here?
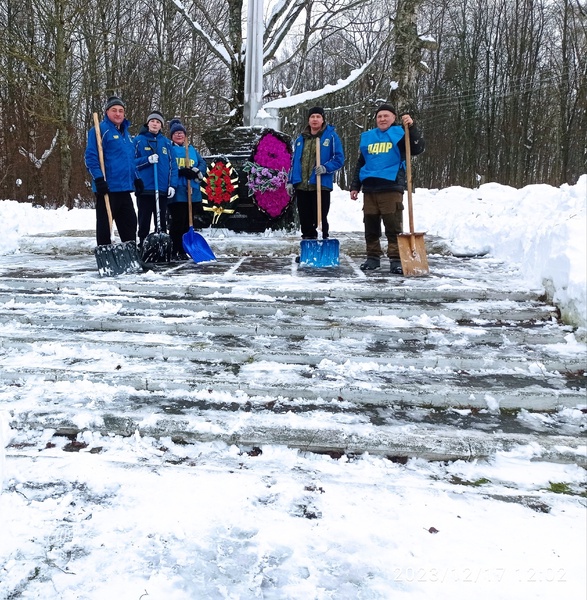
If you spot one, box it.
[1,178,586,599]
[2,176,585,329]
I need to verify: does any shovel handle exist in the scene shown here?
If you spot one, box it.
[92,112,113,233]
[403,121,415,237]
[315,137,322,234]
[185,137,193,225]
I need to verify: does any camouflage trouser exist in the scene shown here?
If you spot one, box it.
[362,191,404,259]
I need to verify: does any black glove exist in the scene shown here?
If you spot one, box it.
[95,177,109,195]
[134,178,144,195]
[179,167,197,180]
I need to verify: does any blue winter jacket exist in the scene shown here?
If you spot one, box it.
[169,143,208,203]
[289,124,344,189]
[134,128,178,193]
[85,115,136,193]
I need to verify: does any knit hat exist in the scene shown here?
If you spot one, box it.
[307,106,325,119]
[146,110,165,125]
[375,103,397,116]
[104,96,125,111]
[169,119,186,136]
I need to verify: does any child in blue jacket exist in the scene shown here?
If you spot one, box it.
[134,111,178,246]
[168,119,208,259]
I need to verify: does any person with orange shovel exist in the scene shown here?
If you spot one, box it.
[350,104,425,274]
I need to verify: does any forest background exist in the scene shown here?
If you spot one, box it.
[0,0,584,208]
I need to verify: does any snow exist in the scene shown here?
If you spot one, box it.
[1,178,586,599]
[2,176,585,329]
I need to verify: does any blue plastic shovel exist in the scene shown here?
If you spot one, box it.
[299,138,340,267]
[182,139,216,263]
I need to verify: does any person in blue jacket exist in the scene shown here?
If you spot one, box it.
[84,96,139,246]
[350,103,425,274]
[134,110,178,247]
[167,119,208,260]
[287,107,344,240]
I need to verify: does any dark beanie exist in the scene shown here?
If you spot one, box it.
[105,96,125,111]
[307,106,325,119]
[146,110,165,125]
[375,103,397,116]
[169,119,186,136]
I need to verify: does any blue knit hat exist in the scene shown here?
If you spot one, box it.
[169,119,187,136]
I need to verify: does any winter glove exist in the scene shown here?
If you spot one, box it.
[286,183,295,197]
[314,165,327,176]
[193,167,205,182]
[134,178,144,196]
[94,177,109,195]
[148,154,159,164]
[167,187,176,198]
[179,167,197,180]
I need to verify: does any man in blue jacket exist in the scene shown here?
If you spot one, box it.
[134,111,178,247]
[85,96,139,246]
[350,103,425,274]
[288,107,344,240]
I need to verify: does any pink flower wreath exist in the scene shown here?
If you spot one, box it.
[243,129,293,219]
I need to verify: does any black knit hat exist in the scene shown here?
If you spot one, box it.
[307,106,325,119]
[169,119,186,136]
[104,96,125,111]
[375,103,397,116]
[146,110,165,125]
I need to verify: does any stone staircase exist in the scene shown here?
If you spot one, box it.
[1,233,585,463]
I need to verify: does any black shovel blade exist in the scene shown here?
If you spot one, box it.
[142,232,172,263]
[94,241,143,277]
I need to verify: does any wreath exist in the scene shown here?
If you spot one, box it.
[201,159,240,225]
[243,129,293,219]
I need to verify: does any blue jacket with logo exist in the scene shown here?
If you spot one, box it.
[169,143,208,203]
[85,115,136,193]
[289,124,344,190]
[350,123,425,193]
[134,127,178,193]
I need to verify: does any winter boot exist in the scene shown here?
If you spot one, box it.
[390,259,403,275]
[360,257,380,271]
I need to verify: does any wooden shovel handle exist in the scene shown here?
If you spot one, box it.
[403,121,415,238]
[185,137,193,225]
[92,112,113,233]
[315,137,322,232]
[403,120,417,254]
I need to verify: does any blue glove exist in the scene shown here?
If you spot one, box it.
[314,165,327,175]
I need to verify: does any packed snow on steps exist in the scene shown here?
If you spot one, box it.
[0,228,585,465]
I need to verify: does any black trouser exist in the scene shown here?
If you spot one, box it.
[295,188,331,239]
[138,191,168,245]
[95,191,137,246]
[167,202,206,254]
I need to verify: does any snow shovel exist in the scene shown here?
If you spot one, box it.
[299,137,340,267]
[142,160,172,263]
[92,113,143,277]
[397,121,429,276]
[182,139,215,263]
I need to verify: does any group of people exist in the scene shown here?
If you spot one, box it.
[85,96,425,273]
[84,96,207,261]
[288,103,425,274]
